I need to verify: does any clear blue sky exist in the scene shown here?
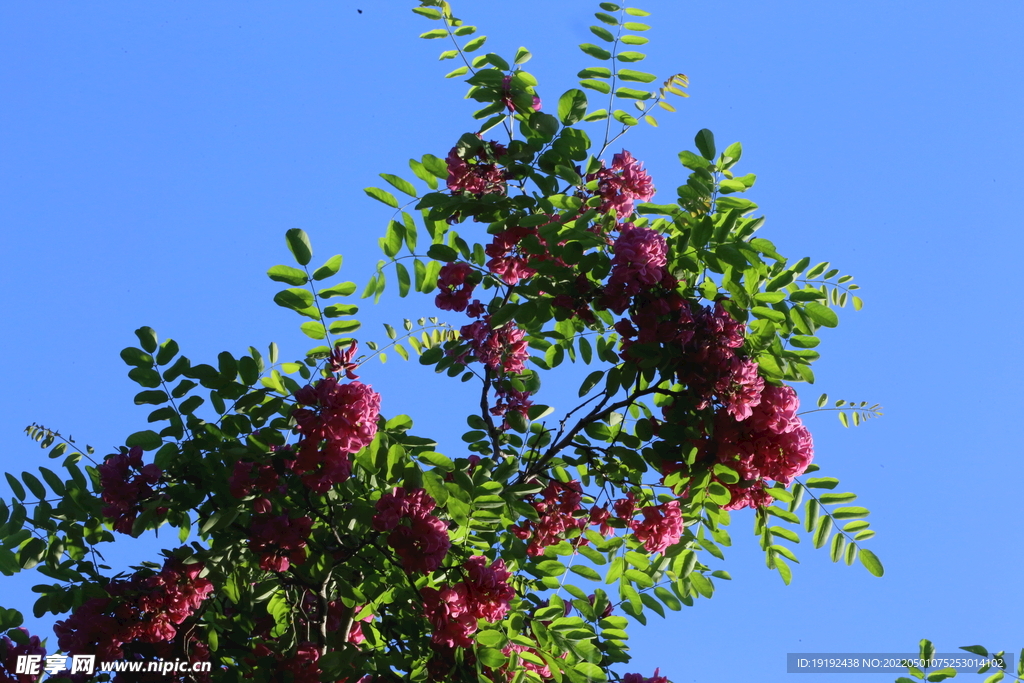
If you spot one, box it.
[2,2,1022,681]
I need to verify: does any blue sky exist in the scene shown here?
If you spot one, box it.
[2,2,1023,681]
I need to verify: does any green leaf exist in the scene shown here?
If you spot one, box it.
[412,7,443,19]
[615,87,650,100]
[426,244,458,262]
[312,255,343,281]
[417,451,454,472]
[381,173,417,198]
[396,262,411,297]
[134,390,168,405]
[829,532,846,562]
[818,492,857,505]
[723,141,743,164]
[20,473,45,500]
[463,36,487,53]
[804,302,839,328]
[678,150,708,170]
[558,89,588,126]
[831,506,870,520]
[764,553,791,585]
[575,663,606,681]
[621,35,649,45]
[789,335,820,348]
[38,468,65,497]
[477,647,507,669]
[578,67,612,79]
[579,43,612,60]
[580,79,612,94]
[688,572,713,598]
[612,109,638,126]
[155,339,180,367]
[751,306,786,323]
[318,282,357,299]
[134,326,158,353]
[804,477,838,490]
[514,47,532,64]
[960,646,989,657]
[615,51,646,62]
[570,565,601,581]
[590,25,615,42]
[285,229,313,266]
[18,538,45,570]
[859,548,884,576]
[812,516,833,549]
[694,129,716,161]
[618,69,657,83]
[267,265,308,286]
[120,347,154,368]
[300,322,327,340]
[273,288,315,312]
[125,430,162,451]
[128,367,162,388]
[364,187,399,208]
[579,370,604,397]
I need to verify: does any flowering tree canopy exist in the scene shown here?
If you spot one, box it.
[0,2,907,682]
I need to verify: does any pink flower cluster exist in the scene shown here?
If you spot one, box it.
[552,273,600,324]
[0,629,45,683]
[373,487,450,574]
[421,556,514,648]
[486,225,540,285]
[714,384,814,510]
[511,480,585,556]
[280,642,322,683]
[229,459,284,514]
[54,557,213,661]
[292,377,381,492]
[435,262,476,312]
[484,220,566,286]
[587,150,655,217]
[462,556,516,621]
[248,514,313,572]
[98,446,163,535]
[615,298,764,423]
[446,139,507,197]
[459,318,530,376]
[630,500,684,554]
[601,224,670,314]
[623,669,669,683]
[601,492,682,554]
[449,304,533,428]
